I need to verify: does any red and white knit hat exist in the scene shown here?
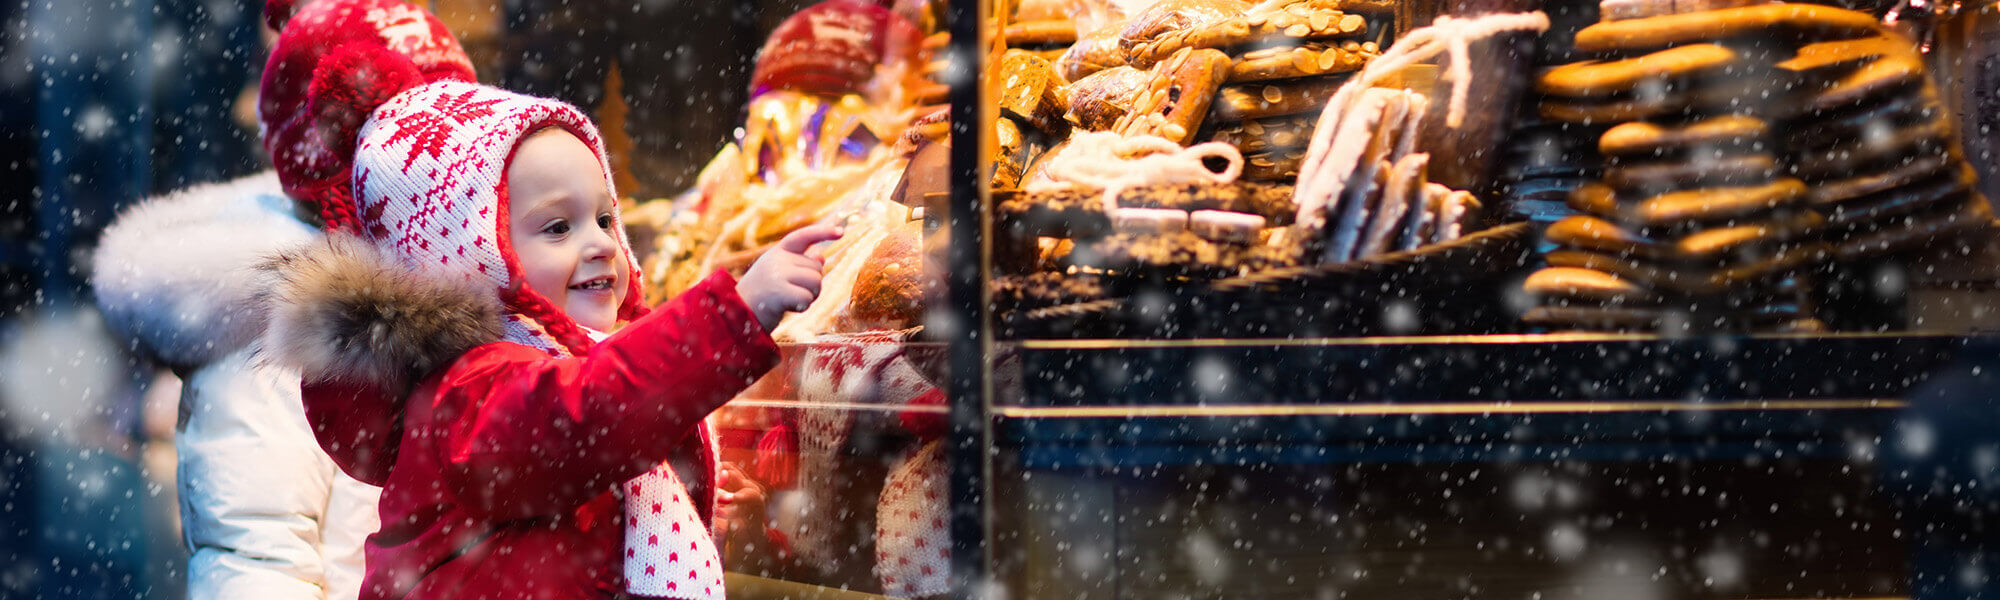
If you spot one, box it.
[342,79,648,356]
[259,0,475,221]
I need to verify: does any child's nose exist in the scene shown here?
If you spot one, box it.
[584,228,618,260]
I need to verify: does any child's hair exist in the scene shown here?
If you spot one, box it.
[274,12,649,357]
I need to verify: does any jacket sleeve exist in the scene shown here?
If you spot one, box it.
[178,347,334,600]
[434,271,780,520]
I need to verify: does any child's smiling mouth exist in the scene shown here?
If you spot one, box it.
[570,276,615,292]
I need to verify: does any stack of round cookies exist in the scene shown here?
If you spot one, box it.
[1523,6,1860,332]
[1524,3,1996,332]
[1773,28,1992,260]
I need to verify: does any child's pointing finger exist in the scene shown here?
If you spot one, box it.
[776,223,844,255]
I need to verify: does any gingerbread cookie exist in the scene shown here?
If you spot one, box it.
[1604,153,1778,194]
[1598,114,1769,158]
[1808,151,1954,207]
[1540,75,1799,124]
[1598,0,1770,22]
[1831,198,1994,259]
[1538,44,1742,98]
[1821,166,1976,227]
[1572,3,1882,53]
[1629,178,1808,226]
[1777,33,1918,75]
[1524,266,1659,304]
[1783,91,1936,150]
[1545,245,1823,294]
[1670,211,1825,259]
[1804,51,1926,114]
[1547,211,1821,261]
[1791,117,1954,181]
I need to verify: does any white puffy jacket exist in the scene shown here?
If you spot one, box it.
[92,171,380,600]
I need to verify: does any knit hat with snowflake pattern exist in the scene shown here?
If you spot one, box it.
[259,0,476,223]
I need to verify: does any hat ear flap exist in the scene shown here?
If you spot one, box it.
[294,42,425,232]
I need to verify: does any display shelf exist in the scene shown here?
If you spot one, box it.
[964,334,1996,599]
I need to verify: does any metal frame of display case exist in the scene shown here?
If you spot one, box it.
[945,0,995,596]
[938,3,1999,599]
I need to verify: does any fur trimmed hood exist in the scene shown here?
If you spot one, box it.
[264,232,504,393]
[92,171,319,368]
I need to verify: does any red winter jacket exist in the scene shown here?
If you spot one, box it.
[302,273,778,600]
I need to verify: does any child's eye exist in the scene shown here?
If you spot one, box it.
[597,214,614,230]
[542,219,569,235]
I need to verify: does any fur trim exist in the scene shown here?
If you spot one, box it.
[91,171,318,368]
[265,232,504,392]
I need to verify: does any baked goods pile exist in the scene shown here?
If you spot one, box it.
[1522,3,1994,332]
[987,12,1549,314]
[1060,0,1382,182]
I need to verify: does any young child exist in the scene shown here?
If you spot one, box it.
[264,38,835,600]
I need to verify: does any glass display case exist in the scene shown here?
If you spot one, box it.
[682,0,2000,598]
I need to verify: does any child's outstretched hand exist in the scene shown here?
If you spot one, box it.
[737,224,843,332]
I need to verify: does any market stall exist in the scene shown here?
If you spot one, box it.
[626,0,2000,597]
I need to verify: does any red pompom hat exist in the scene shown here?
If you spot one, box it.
[259,0,476,226]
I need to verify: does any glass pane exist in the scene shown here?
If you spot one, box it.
[714,341,952,599]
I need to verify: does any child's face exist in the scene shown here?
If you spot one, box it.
[507,129,628,332]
